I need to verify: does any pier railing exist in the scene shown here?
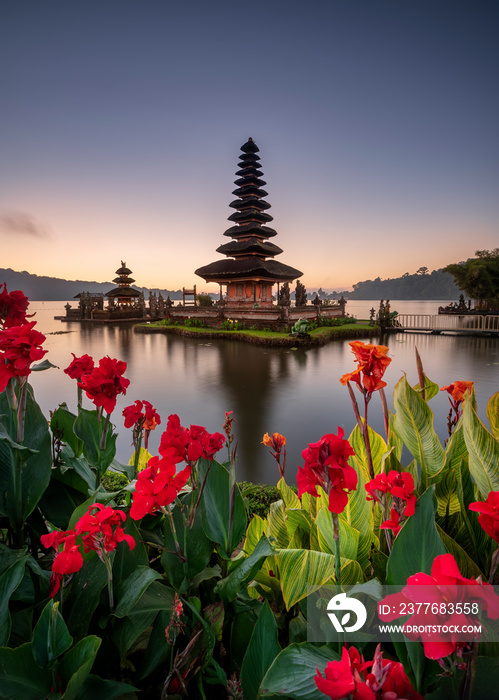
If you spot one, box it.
[397,314,499,333]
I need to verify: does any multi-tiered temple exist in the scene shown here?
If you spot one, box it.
[105,261,141,307]
[195,138,303,307]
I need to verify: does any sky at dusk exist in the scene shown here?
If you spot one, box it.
[1,0,498,293]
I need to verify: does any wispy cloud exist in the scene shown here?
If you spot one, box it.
[0,212,52,239]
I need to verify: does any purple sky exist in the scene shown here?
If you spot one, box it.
[1,0,498,292]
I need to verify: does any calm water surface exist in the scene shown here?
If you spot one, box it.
[30,301,499,484]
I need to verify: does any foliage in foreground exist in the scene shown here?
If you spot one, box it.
[1,284,499,699]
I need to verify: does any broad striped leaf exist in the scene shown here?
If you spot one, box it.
[244,515,266,555]
[275,549,336,609]
[286,509,312,540]
[456,460,490,572]
[277,478,301,509]
[463,396,499,498]
[486,391,499,440]
[315,507,359,561]
[266,500,289,548]
[392,375,445,481]
[349,423,387,478]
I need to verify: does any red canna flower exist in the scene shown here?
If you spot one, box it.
[0,284,31,328]
[379,554,499,659]
[469,491,499,543]
[366,470,416,523]
[297,428,356,514]
[380,507,401,537]
[314,644,422,700]
[75,502,135,555]
[0,321,47,391]
[123,399,161,450]
[159,414,224,465]
[130,455,191,520]
[41,529,83,597]
[314,647,357,699]
[77,356,130,414]
[64,353,94,379]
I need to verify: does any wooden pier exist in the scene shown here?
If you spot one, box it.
[396,314,499,335]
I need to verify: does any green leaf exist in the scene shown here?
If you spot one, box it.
[162,494,213,592]
[277,477,301,509]
[349,423,387,478]
[59,635,101,700]
[386,486,446,585]
[200,460,246,558]
[73,408,116,475]
[487,391,499,440]
[276,549,336,610]
[0,549,29,646]
[113,581,174,658]
[266,500,289,548]
[0,642,51,700]
[240,601,281,700]
[259,643,339,699]
[0,388,52,530]
[32,600,73,669]
[215,535,275,602]
[392,375,445,481]
[128,447,153,472]
[113,566,162,618]
[50,404,82,457]
[436,525,484,580]
[66,557,108,640]
[315,507,359,561]
[75,674,137,700]
[463,396,499,498]
[243,514,266,555]
[30,358,58,372]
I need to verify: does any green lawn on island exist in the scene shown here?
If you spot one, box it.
[139,319,375,340]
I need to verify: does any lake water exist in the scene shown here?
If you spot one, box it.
[26,300,499,485]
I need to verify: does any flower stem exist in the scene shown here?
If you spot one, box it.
[99,412,111,452]
[132,432,143,480]
[379,387,389,439]
[103,554,114,610]
[5,378,18,412]
[332,513,341,583]
[165,505,185,562]
[16,379,28,444]
[363,398,375,480]
[488,546,499,584]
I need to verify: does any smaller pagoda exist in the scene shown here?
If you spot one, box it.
[105,262,141,307]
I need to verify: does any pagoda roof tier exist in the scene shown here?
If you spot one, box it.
[115,262,132,275]
[216,238,283,257]
[105,287,141,298]
[238,153,261,163]
[232,185,269,198]
[228,209,273,224]
[195,257,302,282]
[223,223,278,238]
[240,138,259,153]
[229,197,272,211]
[234,176,266,188]
[235,167,263,178]
[113,276,136,284]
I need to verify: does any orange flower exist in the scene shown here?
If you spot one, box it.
[440,381,474,403]
[262,432,286,449]
[340,341,391,394]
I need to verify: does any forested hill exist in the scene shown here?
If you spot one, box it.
[336,268,461,301]
[0,268,183,301]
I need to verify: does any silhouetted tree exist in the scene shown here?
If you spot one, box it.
[444,250,499,307]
